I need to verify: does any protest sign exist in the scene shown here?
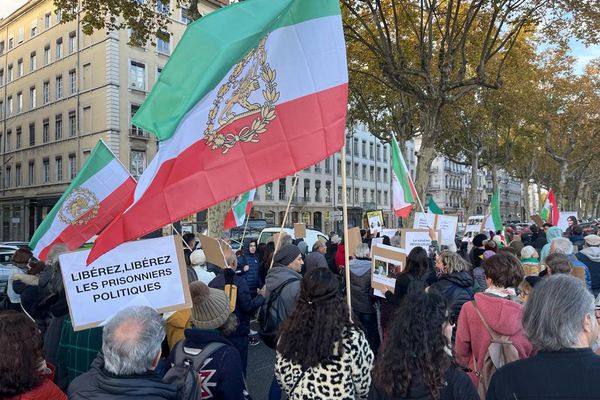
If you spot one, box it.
[367,210,384,234]
[294,223,306,238]
[60,235,191,331]
[347,227,363,257]
[436,215,458,246]
[371,244,406,298]
[399,229,439,254]
[557,212,578,232]
[530,214,544,227]
[381,229,398,238]
[413,212,437,230]
[199,234,227,269]
[370,237,384,256]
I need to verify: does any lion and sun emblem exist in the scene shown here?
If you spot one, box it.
[58,188,100,225]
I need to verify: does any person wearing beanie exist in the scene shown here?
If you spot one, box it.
[576,234,600,296]
[168,281,250,400]
[190,249,216,285]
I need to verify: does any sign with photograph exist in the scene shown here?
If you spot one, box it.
[557,212,578,232]
[367,210,384,234]
[413,212,437,230]
[371,244,407,298]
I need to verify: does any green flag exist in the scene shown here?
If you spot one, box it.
[427,197,443,215]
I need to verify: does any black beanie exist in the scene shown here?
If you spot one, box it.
[473,234,487,247]
[274,244,301,266]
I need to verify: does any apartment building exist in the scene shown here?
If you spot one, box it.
[0,0,223,241]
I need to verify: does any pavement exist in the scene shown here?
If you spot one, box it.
[246,338,277,400]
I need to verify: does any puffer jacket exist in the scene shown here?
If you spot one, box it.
[577,246,600,296]
[349,258,375,314]
[236,244,263,293]
[429,272,474,324]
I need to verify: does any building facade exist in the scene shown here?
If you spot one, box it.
[0,0,222,241]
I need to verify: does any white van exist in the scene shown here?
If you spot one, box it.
[258,227,328,250]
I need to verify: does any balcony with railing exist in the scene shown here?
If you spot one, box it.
[129,127,150,139]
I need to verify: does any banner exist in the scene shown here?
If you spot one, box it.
[557,211,578,232]
[60,235,191,331]
[412,213,457,246]
[399,229,439,254]
[413,212,437,230]
[371,244,406,298]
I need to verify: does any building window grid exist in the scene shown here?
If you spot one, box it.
[129,61,146,90]
[55,114,62,140]
[69,70,76,94]
[7,65,12,82]
[68,111,76,137]
[29,123,35,146]
[43,159,50,183]
[28,162,35,185]
[69,154,76,179]
[43,119,49,143]
[16,127,21,149]
[17,59,23,77]
[68,32,76,54]
[56,75,63,99]
[15,164,21,187]
[56,38,63,59]
[16,92,22,113]
[29,86,36,109]
[44,46,50,65]
[56,157,63,181]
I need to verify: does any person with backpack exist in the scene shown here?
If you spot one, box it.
[487,275,600,400]
[167,281,250,400]
[455,253,534,396]
[369,290,478,400]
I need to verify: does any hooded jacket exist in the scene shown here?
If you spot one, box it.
[236,242,262,293]
[540,227,563,262]
[455,293,535,387]
[349,258,375,314]
[577,246,600,296]
[305,251,328,273]
[265,265,302,319]
[68,354,179,400]
[429,271,474,324]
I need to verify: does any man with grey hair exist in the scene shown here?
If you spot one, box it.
[68,306,179,399]
[550,237,591,290]
[487,275,600,399]
[304,240,328,273]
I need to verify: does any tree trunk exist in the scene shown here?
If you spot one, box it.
[522,179,530,219]
[207,200,233,238]
[557,160,569,207]
[491,164,499,196]
[467,148,481,217]
[537,184,543,215]
[413,104,442,215]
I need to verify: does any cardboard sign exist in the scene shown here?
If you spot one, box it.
[199,234,227,269]
[413,212,437,230]
[371,244,407,298]
[399,229,439,254]
[370,237,384,256]
[294,223,306,239]
[367,210,384,234]
[381,229,398,238]
[59,235,191,331]
[530,214,544,227]
[557,212,578,232]
[436,215,459,246]
[347,227,363,257]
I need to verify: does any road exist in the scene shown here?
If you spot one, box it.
[246,338,277,400]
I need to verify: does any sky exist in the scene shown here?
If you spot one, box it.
[1,0,598,73]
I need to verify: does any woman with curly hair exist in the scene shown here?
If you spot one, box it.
[275,268,374,399]
[369,291,478,400]
[0,311,67,400]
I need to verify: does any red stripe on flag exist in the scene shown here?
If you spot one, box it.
[223,211,237,230]
[394,204,412,219]
[88,84,348,264]
[38,179,135,261]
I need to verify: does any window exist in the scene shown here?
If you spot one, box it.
[265,182,273,200]
[370,166,374,181]
[362,140,367,157]
[16,92,22,113]
[43,158,50,182]
[16,127,22,149]
[69,69,76,94]
[353,137,359,156]
[17,27,24,43]
[129,61,146,89]
[5,166,11,188]
[55,75,63,99]
[82,106,91,133]
[7,96,13,116]
[30,20,37,37]
[0,69,3,85]
[30,52,36,71]
[28,161,35,185]
[55,156,63,181]
[0,41,4,55]
[279,178,286,200]
[130,104,143,135]
[44,45,50,65]
[82,63,91,90]
[370,189,375,202]
[68,31,76,53]
[181,8,191,24]
[383,168,388,182]
[56,38,62,59]
[55,9,62,23]
[362,188,367,202]
[43,119,49,142]
[369,143,374,159]
[29,86,36,109]
[353,162,359,178]
[6,130,11,150]
[377,190,382,204]
[8,37,14,50]
[7,64,12,82]
[156,31,170,54]
[15,164,21,187]
[43,81,50,104]
[303,179,311,201]
[354,188,359,203]
[68,111,76,137]
[336,159,341,176]
[325,157,331,173]
[0,101,3,119]
[29,123,35,146]
[44,13,51,29]
[130,150,146,179]
[337,186,342,203]
[325,181,331,202]
[383,147,387,162]
[17,59,23,77]
[377,167,381,182]
[55,114,62,140]
[376,143,381,161]
[156,0,170,14]
[156,66,163,80]
[384,191,388,205]
[362,165,367,180]
[68,154,76,179]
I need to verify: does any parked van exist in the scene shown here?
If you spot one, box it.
[258,227,328,250]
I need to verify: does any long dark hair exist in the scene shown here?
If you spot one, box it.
[373,291,451,399]
[404,247,430,278]
[0,311,45,396]
[277,268,352,368]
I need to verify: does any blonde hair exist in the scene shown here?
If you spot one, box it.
[438,251,469,274]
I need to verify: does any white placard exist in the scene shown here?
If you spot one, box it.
[401,229,439,254]
[59,235,192,331]
[557,211,578,232]
[436,215,459,246]
[413,212,437,229]
[371,244,407,298]
[381,229,398,238]
[367,210,384,234]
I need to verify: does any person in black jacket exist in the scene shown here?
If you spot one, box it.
[369,291,478,400]
[429,251,474,343]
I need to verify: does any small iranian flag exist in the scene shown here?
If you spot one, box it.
[484,190,503,233]
[30,141,136,261]
[391,136,417,218]
[541,189,559,225]
[427,197,443,215]
[224,189,256,229]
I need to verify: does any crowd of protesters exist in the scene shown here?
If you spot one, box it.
[1,217,600,400]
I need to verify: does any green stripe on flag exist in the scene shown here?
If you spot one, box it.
[491,190,503,230]
[391,136,415,204]
[428,197,443,215]
[132,0,341,141]
[29,141,115,248]
[233,192,250,217]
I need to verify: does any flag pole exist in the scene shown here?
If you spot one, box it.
[270,174,299,269]
[340,143,353,316]
[170,223,194,253]
[239,211,251,247]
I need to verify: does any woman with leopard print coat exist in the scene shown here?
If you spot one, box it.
[275,268,374,399]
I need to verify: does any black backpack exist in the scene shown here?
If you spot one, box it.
[257,278,298,349]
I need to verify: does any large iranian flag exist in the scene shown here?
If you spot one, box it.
[541,189,559,225]
[88,0,347,263]
[391,135,417,218]
[30,141,136,261]
[484,190,503,233]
